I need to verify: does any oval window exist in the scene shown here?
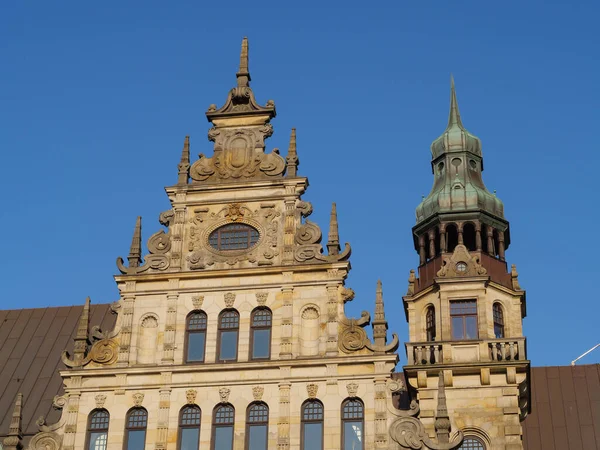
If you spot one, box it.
[208,223,260,251]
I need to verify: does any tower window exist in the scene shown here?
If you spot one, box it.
[212,404,235,450]
[124,408,147,450]
[301,400,324,450]
[178,405,201,450]
[426,306,436,341]
[493,303,505,338]
[458,437,486,449]
[86,409,109,450]
[217,310,239,362]
[250,308,272,360]
[209,223,259,251]
[186,311,207,363]
[246,402,269,450]
[342,398,364,450]
[450,300,478,340]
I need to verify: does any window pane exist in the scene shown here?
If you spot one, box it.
[248,424,268,450]
[452,317,464,339]
[303,423,323,450]
[88,432,107,450]
[187,332,206,361]
[465,316,478,339]
[344,421,363,450]
[180,428,200,450]
[214,426,233,450]
[494,324,504,339]
[126,430,146,450]
[219,331,238,360]
[252,329,270,359]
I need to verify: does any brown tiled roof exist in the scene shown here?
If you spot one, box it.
[523,364,600,450]
[0,304,116,444]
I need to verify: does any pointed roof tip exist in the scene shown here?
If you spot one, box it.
[237,36,250,85]
[447,74,463,128]
[289,127,297,148]
[377,279,382,289]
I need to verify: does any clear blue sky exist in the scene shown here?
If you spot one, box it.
[1,1,598,367]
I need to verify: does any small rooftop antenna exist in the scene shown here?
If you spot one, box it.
[571,343,600,366]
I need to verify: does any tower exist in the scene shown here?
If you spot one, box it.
[402,79,530,449]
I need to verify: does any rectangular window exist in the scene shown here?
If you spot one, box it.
[303,423,323,449]
[126,430,146,450]
[252,329,270,359]
[88,432,107,450]
[450,300,478,340]
[187,332,206,362]
[219,331,238,361]
[214,426,234,450]
[248,424,268,450]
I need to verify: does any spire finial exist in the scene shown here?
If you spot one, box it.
[372,279,388,348]
[178,135,190,184]
[73,297,91,366]
[127,216,142,268]
[326,202,340,256]
[3,393,23,450]
[286,128,299,177]
[434,372,451,444]
[448,74,464,129]
[237,37,251,87]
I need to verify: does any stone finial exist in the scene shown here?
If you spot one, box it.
[434,372,451,444]
[237,37,251,87]
[69,297,91,367]
[326,203,340,256]
[219,387,231,403]
[372,280,388,348]
[186,389,197,404]
[407,269,416,296]
[252,386,264,401]
[285,128,299,177]
[178,135,190,184]
[3,393,23,450]
[127,216,143,268]
[306,383,319,399]
[511,264,521,290]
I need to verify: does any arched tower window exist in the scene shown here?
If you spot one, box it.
[217,310,239,362]
[85,409,109,450]
[212,404,235,450]
[446,224,459,253]
[250,308,272,360]
[426,306,436,341]
[246,402,269,450]
[493,303,505,338]
[463,223,477,251]
[459,436,486,449]
[186,311,207,363]
[178,405,201,450]
[124,408,147,450]
[301,400,324,450]
[342,398,364,450]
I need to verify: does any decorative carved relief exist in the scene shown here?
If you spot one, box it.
[252,386,264,401]
[306,384,318,399]
[28,432,62,450]
[338,312,399,354]
[132,393,144,407]
[219,388,231,403]
[224,293,236,308]
[301,306,319,320]
[388,379,406,393]
[436,245,487,278]
[255,292,268,306]
[346,382,359,397]
[141,316,158,328]
[62,338,118,368]
[296,201,313,217]
[340,287,355,303]
[186,389,197,404]
[192,296,204,310]
[95,394,107,408]
[293,220,351,264]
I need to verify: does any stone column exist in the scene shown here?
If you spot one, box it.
[118,284,136,367]
[282,187,296,264]
[475,223,482,251]
[326,282,339,356]
[171,198,187,270]
[428,229,436,259]
[487,227,495,256]
[457,222,464,245]
[374,364,388,449]
[439,224,447,253]
[277,382,291,450]
[497,231,506,261]
[418,235,426,265]
[162,280,179,364]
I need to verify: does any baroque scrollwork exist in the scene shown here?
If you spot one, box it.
[293,219,351,264]
[62,338,119,368]
[28,431,62,450]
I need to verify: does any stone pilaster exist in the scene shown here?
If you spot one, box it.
[277,382,291,450]
[279,281,293,359]
[118,281,136,367]
[62,378,82,450]
[155,372,172,449]
[326,282,338,356]
[162,280,179,364]
[282,186,296,264]
[171,192,187,270]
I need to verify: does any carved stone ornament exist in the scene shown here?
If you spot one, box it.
[192,295,204,310]
[95,394,107,408]
[301,306,319,320]
[389,414,463,450]
[252,386,264,401]
[117,210,174,274]
[511,264,521,290]
[388,379,406,393]
[28,431,62,450]
[186,389,197,404]
[132,392,144,407]
[340,287,355,303]
[219,387,231,403]
[224,293,236,308]
[436,244,487,278]
[306,383,319,399]
[62,338,119,368]
[338,312,399,354]
[407,269,416,296]
[255,292,268,306]
[346,382,359,397]
[293,219,351,264]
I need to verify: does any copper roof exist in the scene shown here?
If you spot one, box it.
[0,304,116,444]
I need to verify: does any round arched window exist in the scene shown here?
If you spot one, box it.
[208,223,259,251]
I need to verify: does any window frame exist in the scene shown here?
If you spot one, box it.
[85,408,110,450]
[300,399,324,450]
[341,398,365,450]
[426,305,436,341]
[217,309,240,363]
[459,436,486,449]
[450,300,479,340]
[249,308,272,361]
[208,223,260,252]
[245,402,269,450]
[177,405,201,450]
[185,310,208,363]
[493,303,505,339]
[123,407,148,450]
[211,404,235,450]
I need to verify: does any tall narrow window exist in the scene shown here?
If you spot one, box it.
[459,437,486,449]
[212,404,235,450]
[178,405,201,450]
[426,306,436,341]
[250,309,272,360]
[124,408,147,450]
[450,300,478,340]
[218,310,239,362]
[246,403,269,450]
[342,399,364,450]
[86,409,109,450]
[493,303,505,338]
[186,311,207,362]
[301,400,323,450]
